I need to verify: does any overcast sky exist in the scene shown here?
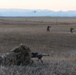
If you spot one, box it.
[0,0,76,11]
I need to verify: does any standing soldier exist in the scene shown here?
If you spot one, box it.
[70,27,74,33]
[47,26,51,32]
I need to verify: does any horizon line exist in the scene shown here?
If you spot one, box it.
[0,8,76,12]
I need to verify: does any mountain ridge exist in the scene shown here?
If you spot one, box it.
[0,9,76,17]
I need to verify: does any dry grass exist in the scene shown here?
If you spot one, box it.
[0,17,76,75]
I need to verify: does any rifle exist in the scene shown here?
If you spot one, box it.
[31,52,49,64]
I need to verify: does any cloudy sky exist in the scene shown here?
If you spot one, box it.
[0,0,76,11]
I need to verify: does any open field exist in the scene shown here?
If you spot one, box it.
[0,17,76,75]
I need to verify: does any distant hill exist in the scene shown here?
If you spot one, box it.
[0,9,76,17]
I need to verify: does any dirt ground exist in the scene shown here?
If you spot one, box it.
[0,17,76,56]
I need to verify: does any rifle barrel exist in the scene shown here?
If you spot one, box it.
[42,55,49,56]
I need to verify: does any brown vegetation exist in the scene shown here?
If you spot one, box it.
[0,17,76,74]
